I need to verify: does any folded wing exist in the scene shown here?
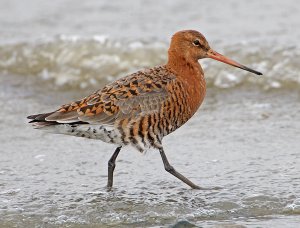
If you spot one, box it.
[34,66,175,127]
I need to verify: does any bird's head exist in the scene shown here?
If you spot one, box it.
[169,30,262,75]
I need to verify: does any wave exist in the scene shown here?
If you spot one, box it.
[0,35,299,90]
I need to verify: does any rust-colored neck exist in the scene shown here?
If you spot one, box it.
[166,49,206,116]
[167,49,203,75]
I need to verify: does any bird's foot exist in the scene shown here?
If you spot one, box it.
[193,185,222,190]
[106,185,113,192]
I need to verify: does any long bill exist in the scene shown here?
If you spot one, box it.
[207,49,262,75]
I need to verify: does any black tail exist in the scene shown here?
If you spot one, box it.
[27,112,54,122]
[27,112,59,127]
[27,112,88,127]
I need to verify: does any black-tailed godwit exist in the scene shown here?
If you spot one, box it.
[28,30,262,190]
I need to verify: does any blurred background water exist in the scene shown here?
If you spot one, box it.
[0,0,299,227]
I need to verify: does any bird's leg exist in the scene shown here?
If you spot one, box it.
[159,148,207,190]
[107,146,122,190]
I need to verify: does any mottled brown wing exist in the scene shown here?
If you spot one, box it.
[46,66,176,126]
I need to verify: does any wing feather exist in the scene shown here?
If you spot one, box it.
[44,66,176,126]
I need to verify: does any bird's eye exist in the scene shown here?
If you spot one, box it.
[193,39,200,46]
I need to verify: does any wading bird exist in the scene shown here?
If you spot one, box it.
[28,30,262,190]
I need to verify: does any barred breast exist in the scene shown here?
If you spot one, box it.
[112,65,205,152]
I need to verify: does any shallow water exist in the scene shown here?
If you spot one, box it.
[1,75,299,227]
[0,0,300,227]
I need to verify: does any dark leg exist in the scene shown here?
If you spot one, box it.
[107,146,122,189]
[159,148,209,190]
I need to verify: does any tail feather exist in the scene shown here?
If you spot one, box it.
[27,112,55,121]
[32,121,58,128]
[27,112,88,129]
